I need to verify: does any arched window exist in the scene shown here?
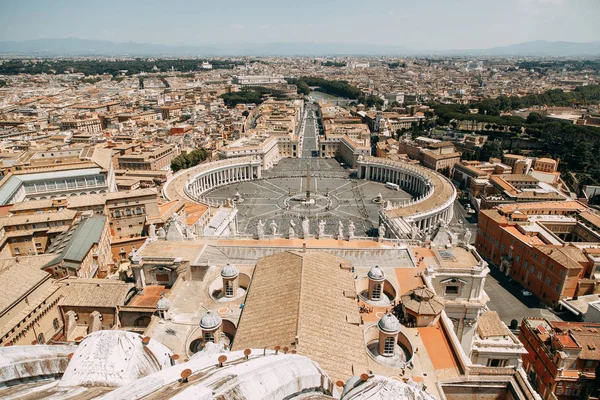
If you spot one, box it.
[125,209,132,216]
[134,316,151,327]
[383,336,395,356]
[114,210,121,218]
[135,207,142,215]
[37,333,45,344]
[53,318,60,330]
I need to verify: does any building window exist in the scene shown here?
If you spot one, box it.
[445,286,459,295]
[545,277,551,285]
[225,281,234,296]
[372,283,381,300]
[203,331,214,343]
[37,333,45,344]
[487,359,506,367]
[14,248,20,255]
[537,271,542,279]
[383,336,395,356]
[53,318,60,330]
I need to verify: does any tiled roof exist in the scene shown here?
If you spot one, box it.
[57,278,135,308]
[0,255,54,312]
[231,251,368,384]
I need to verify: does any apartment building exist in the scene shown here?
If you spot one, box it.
[0,209,77,257]
[116,144,180,171]
[59,117,103,133]
[520,318,600,399]
[0,255,64,346]
[476,201,600,307]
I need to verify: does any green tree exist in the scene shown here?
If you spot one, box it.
[526,112,545,124]
[171,148,208,172]
[479,140,504,161]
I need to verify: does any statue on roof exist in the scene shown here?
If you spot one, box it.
[464,229,472,245]
[411,223,419,240]
[338,220,344,239]
[149,223,157,241]
[289,219,296,239]
[318,220,326,238]
[256,219,265,239]
[269,220,278,236]
[302,217,310,239]
[378,223,386,238]
[348,221,355,239]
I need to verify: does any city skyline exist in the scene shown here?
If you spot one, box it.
[0,0,599,50]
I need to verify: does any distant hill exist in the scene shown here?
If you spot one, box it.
[0,38,599,57]
[444,40,600,57]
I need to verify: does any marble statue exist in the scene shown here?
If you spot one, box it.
[337,220,344,239]
[149,223,157,240]
[228,218,237,236]
[269,220,278,236]
[302,217,310,238]
[186,225,196,240]
[257,219,265,239]
[348,221,355,238]
[411,223,418,240]
[464,229,472,245]
[317,220,326,238]
[378,224,386,238]
[157,226,166,240]
[129,246,141,263]
[289,220,296,239]
[166,214,186,241]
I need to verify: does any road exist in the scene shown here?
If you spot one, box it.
[300,104,319,158]
[450,199,478,244]
[485,266,568,326]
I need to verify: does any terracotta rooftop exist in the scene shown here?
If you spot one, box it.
[477,311,509,338]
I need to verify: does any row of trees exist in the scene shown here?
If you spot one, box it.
[286,76,362,99]
[472,85,600,116]
[322,61,346,67]
[428,100,600,183]
[220,86,288,107]
[517,60,600,73]
[170,149,208,172]
[0,59,243,76]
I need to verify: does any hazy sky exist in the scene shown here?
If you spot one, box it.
[0,0,598,49]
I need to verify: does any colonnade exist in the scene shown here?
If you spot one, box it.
[185,164,261,199]
[357,156,456,239]
[362,164,432,197]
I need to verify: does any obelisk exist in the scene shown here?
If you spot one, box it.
[306,163,311,201]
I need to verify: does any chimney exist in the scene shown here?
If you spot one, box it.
[302,242,307,253]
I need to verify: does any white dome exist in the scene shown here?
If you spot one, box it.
[221,263,239,278]
[378,313,401,334]
[156,296,170,311]
[200,310,222,331]
[367,266,385,281]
